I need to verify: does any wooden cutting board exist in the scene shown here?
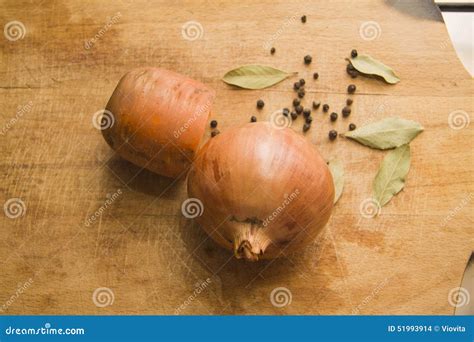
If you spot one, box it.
[0,0,472,315]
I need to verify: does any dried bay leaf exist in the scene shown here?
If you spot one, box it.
[344,117,423,150]
[222,65,296,89]
[349,55,400,84]
[373,144,411,206]
[328,159,344,204]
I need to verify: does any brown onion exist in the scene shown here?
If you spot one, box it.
[102,67,215,178]
[187,122,334,261]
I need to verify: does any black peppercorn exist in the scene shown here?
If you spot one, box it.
[306,116,313,124]
[270,47,276,54]
[313,72,319,80]
[304,55,312,64]
[330,112,338,122]
[294,82,300,90]
[210,120,218,128]
[301,15,307,23]
[299,78,305,86]
[298,89,305,98]
[346,98,353,106]
[257,99,264,109]
[322,104,329,112]
[282,108,290,116]
[293,98,301,107]
[295,105,303,114]
[349,123,356,131]
[303,108,311,117]
[347,84,356,94]
[346,64,358,78]
[303,123,310,132]
[291,111,297,120]
[312,101,321,110]
[250,116,257,122]
[351,49,358,58]
[329,130,337,140]
[342,106,351,117]
[211,130,220,137]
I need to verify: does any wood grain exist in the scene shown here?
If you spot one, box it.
[0,0,472,315]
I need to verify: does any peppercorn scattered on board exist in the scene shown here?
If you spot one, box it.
[0,0,472,315]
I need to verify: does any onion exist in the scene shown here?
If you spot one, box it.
[102,67,215,178]
[187,122,334,261]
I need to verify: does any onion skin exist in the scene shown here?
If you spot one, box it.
[102,67,215,178]
[187,122,334,261]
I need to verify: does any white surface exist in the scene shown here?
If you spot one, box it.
[442,11,474,76]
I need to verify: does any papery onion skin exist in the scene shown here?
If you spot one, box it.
[102,67,215,178]
[187,122,334,261]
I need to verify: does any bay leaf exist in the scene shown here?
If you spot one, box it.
[349,55,400,84]
[222,65,296,89]
[373,144,411,206]
[328,159,344,204]
[344,117,423,150]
